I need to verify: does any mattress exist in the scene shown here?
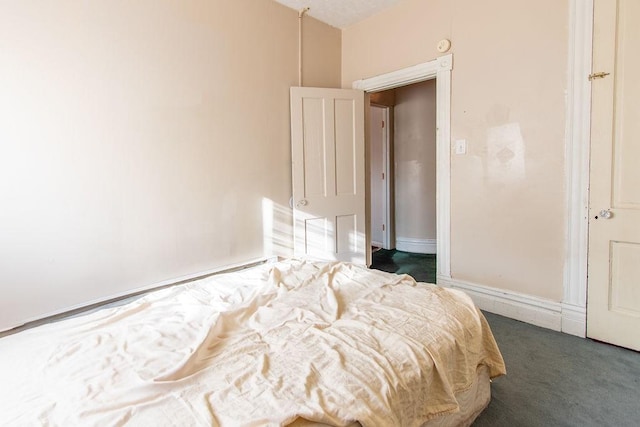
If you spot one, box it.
[291,364,492,427]
[0,259,505,426]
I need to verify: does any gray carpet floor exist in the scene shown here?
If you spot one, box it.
[474,312,640,426]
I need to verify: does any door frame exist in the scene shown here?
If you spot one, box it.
[562,0,594,337]
[369,104,392,250]
[354,54,452,280]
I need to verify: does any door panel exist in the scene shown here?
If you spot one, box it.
[611,0,640,208]
[336,214,357,254]
[304,217,330,257]
[335,99,357,196]
[291,87,365,264]
[609,242,640,316]
[587,0,640,351]
[302,97,326,197]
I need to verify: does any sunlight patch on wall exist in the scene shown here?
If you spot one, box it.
[262,198,294,258]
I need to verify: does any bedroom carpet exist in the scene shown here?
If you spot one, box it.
[474,312,640,427]
[370,249,436,284]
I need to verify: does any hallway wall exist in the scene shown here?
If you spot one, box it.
[394,80,437,253]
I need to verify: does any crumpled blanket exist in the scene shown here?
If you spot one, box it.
[0,260,505,426]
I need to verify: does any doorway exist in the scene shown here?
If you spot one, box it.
[355,54,452,281]
[368,80,438,283]
[289,55,452,276]
[355,55,452,280]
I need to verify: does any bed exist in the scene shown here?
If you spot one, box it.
[0,259,505,426]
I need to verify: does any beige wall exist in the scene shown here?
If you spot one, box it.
[343,0,568,301]
[303,17,342,87]
[394,81,437,246]
[0,0,340,330]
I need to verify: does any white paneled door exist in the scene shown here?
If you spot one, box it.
[587,0,640,351]
[290,87,366,265]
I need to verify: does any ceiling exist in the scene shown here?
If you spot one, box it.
[273,0,404,29]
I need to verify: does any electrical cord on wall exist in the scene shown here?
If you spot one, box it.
[298,7,309,87]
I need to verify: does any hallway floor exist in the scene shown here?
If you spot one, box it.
[370,248,436,284]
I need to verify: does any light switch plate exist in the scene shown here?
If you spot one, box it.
[455,139,467,155]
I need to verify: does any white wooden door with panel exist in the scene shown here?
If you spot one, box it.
[290,87,366,265]
[370,105,390,249]
[588,0,640,351]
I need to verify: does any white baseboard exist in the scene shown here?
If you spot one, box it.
[560,303,587,337]
[437,276,586,337]
[396,237,436,254]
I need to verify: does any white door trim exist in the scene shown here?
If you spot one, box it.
[353,54,453,279]
[382,107,391,249]
[370,105,393,250]
[562,0,593,337]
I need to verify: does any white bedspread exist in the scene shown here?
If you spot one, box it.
[0,260,505,426]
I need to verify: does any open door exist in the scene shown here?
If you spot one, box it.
[290,87,366,265]
[587,0,640,351]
